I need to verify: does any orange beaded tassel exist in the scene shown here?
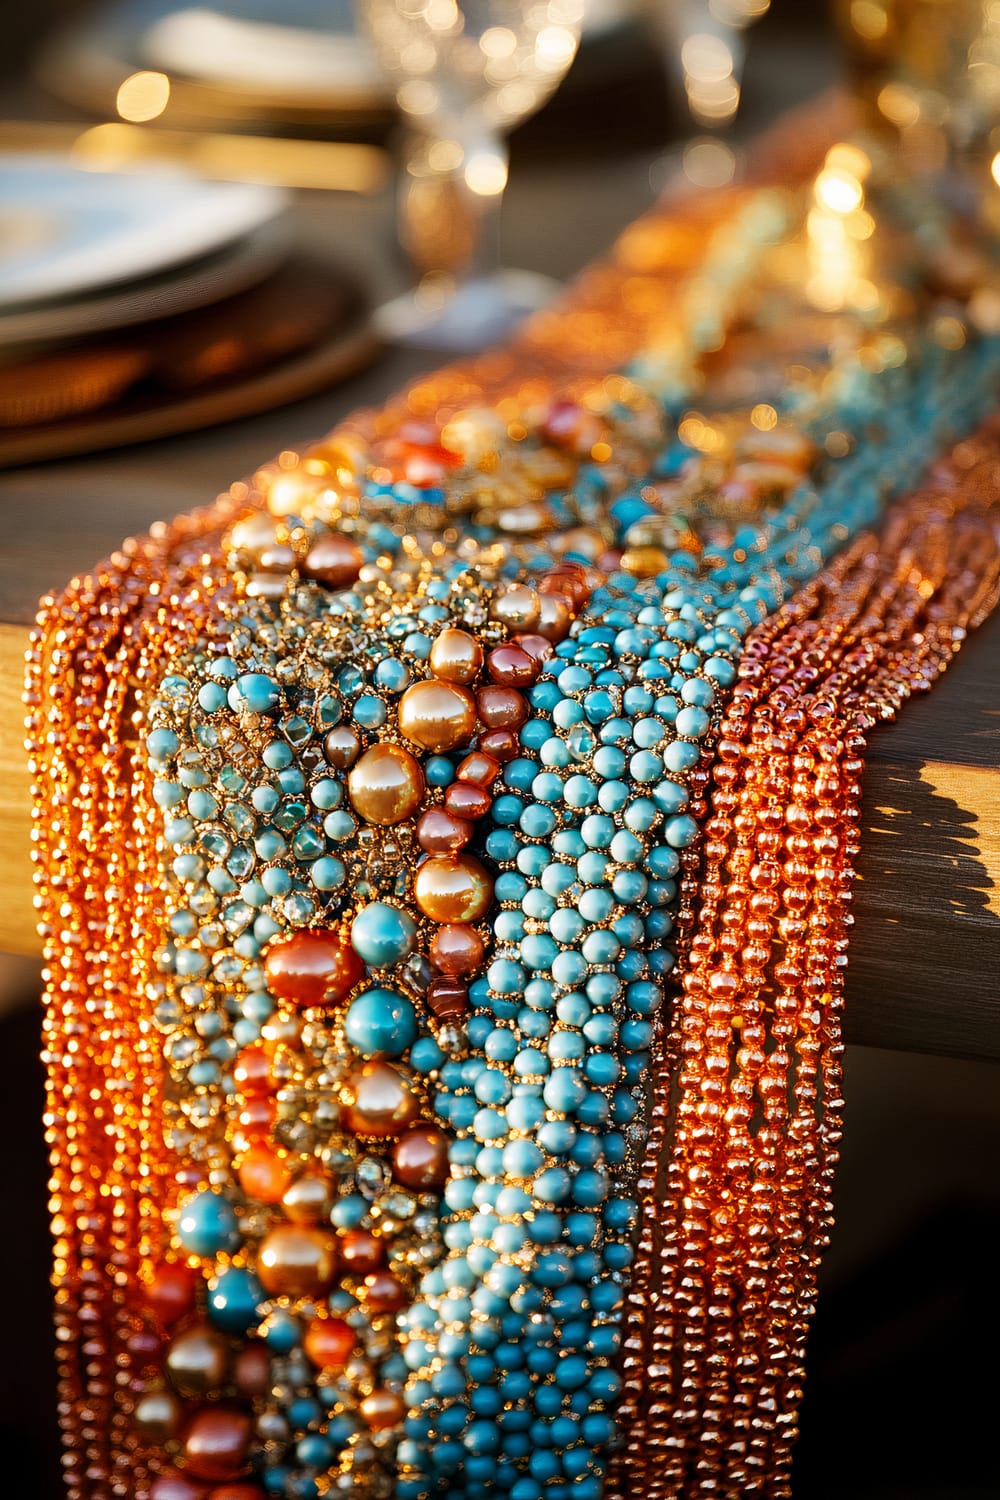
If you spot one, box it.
[609,430,1000,1499]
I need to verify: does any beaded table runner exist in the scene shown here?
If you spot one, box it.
[27,109,1000,1500]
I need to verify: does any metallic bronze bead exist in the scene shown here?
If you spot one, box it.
[429,922,484,977]
[338,1227,383,1275]
[444,781,491,820]
[476,685,527,729]
[281,1173,333,1225]
[256,1225,338,1298]
[348,743,425,824]
[488,583,541,631]
[233,1344,272,1400]
[486,644,538,686]
[428,627,484,684]
[133,1389,182,1443]
[342,1060,419,1138]
[392,1123,451,1191]
[415,807,473,854]
[455,750,500,786]
[323,725,361,769]
[398,678,477,752]
[182,1405,253,1483]
[300,533,364,589]
[360,1388,406,1431]
[165,1325,229,1398]
[414,854,494,923]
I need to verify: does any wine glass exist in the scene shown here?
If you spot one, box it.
[355,0,584,349]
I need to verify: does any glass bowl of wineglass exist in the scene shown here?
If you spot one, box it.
[355,0,584,349]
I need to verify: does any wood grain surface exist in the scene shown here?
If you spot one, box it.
[0,142,997,1060]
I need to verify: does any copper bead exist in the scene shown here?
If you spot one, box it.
[183,1406,253,1483]
[429,628,484,684]
[348,743,425,825]
[281,1173,332,1225]
[486,645,538,686]
[392,1123,450,1191]
[145,1262,197,1326]
[300,533,364,590]
[323,725,361,769]
[303,1314,355,1370]
[338,1227,384,1275]
[429,922,484,977]
[444,782,491,820]
[133,1390,182,1443]
[166,1325,229,1398]
[415,807,473,854]
[264,928,364,1008]
[360,1389,406,1431]
[398,679,477,752]
[476,686,527,729]
[256,1225,338,1298]
[361,1271,408,1313]
[414,854,494,923]
[343,1060,419,1138]
[489,584,541,631]
[455,750,500,786]
[233,1345,272,1399]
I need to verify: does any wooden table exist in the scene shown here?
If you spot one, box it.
[1,123,998,1062]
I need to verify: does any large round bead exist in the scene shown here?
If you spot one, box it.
[166,1325,229,1397]
[237,1143,292,1205]
[392,1123,450,1191]
[361,1389,406,1431]
[489,584,540,631]
[134,1390,182,1443]
[264,928,364,1008]
[256,1225,338,1298]
[429,922,484,977]
[398,679,477,752]
[350,901,417,968]
[183,1405,253,1482]
[428,628,484,684]
[207,1487,267,1500]
[300,533,364,589]
[414,854,493,923]
[206,1267,264,1335]
[150,1473,204,1500]
[144,1262,197,1326]
[343,1061,419,1138]
[303,1314,355,1370]
[344,987,418,1058]
[348,743,425,825]
[281,1173,332,1226]
[176,1190,240,1257]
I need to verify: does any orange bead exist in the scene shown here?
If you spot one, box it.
[343,1060,420,1138]
[256,1225,338,1298]
[303,1314,355,1370]
[338,1228,383,1275]
[237,1144,292,1205]
[348,743,425,825]
[414,854,493,923]
[183,1405,253,1483]
[429,922,484,977]
[300,533,364,589]
[264,928,364,1008]
[398,678,478,752]
[145,1262,197,1326]
[360,1389,406,1431]
[361,1270,408,1313]
[429,627,484,684]
[232,1044,274,1095]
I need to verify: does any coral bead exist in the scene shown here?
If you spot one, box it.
[166,1325,229,1397]
[478,728,519,762]
[429,627,484,684]
[232,1045,274,1095]
[264,928,364,1008]
[398,678,477,752]
[429,922,484,977]
[415,807,473,854]
[455,750,500,786]
[348,743,425,824]
[303,1314,355,1369]
[300,533,364,590]
[256,1225,338,1298]
[414,854,493,923]
[486,644,538,686]
[183,1406,253,1482]
[476,685,527,729]
[237,1143,292,1205]
[343,1061,419,1138]
[392,1123,450,1191]
[145,1262,197,1326]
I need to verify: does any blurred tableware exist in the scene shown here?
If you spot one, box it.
[355,0,584,349]
[0,255,375,467]
[0,155,288,307]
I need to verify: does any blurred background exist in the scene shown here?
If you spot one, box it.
[0,2,998,1499]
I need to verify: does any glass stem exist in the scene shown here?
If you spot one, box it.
[398,127,508,288]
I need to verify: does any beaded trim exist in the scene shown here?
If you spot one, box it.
[26,122,1000,1500]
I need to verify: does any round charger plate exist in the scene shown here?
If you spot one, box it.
[0,154,288,308]
[0,255,377,469]
[0,218,290,348]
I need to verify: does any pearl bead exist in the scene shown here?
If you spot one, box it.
[456,750,500,786]
[303,1314,355,1370]
[281,1173,333,1225]
[166,1325,229,1397]
[489,584,541,631]
[256,1225,338,1297]
[343,1060,419,1137]
[264,928,364,1008]
[429,627,484,683]
[300,533,364,589]
[392,1123,450,1190]
[415,854,494,923]
[183,1405,253,1482]
[444,782,491,820]
[348,743,425,824]
[537,594,573,642]
[487,644,538,686]
[429,922,484,977]
[323,725,361,769]
[398,678,478,752]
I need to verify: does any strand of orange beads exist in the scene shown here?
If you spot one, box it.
[608,428,1000,1500]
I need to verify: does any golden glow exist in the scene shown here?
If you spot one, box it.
[115,70,170,123]
[750,403,778,431]
[464,151,508,196]
[850,0,888,40]
[480,25,517,57]
[683,137,736,188]
[814,167,864,215]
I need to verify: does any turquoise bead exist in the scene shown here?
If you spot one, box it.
[344,987,417,1057]
[351,901,417,968]
[236,672,281,713]
[207,1265,264,1333]
[177,1189,240,1256]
